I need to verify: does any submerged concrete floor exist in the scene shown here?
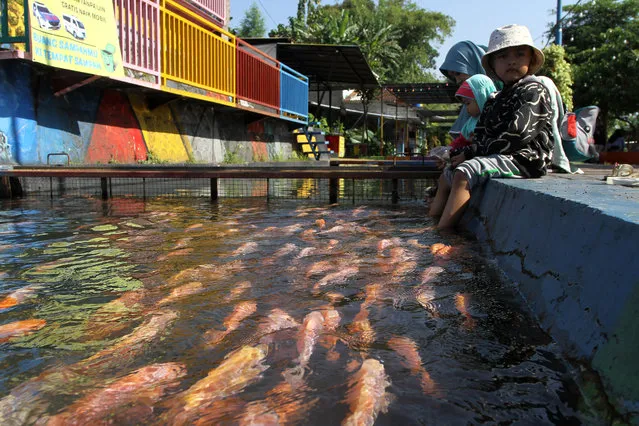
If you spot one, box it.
[462,162,639,423]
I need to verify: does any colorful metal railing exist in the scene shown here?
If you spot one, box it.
[182,0,225,25]
[159,0,235,106]
[0,0,307,123]
[0,0,29,51]
[114,0,161,86]
[236,38,280,117]
[280,63,309,124]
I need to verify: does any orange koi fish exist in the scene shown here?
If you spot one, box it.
[44,362,186,426]
[157,281,205,306]
[0,319,46,343]
[342,359,392,426]
[283,311,325,388]
[85,289,148,341]
[0,285,40,310]
[232,242,258,256]
[78,310,178,372]
[204,301,257,345]
[387,335,438,395]
[162,345,269,426]
[223,281,252,303]
[313,266,359,291]
[455,293,476,330]
[420,266,445,284]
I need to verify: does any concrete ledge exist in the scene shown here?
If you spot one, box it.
[462,170,639,420]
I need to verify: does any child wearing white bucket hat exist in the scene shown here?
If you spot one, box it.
[429,24,555,229]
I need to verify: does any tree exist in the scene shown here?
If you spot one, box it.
[236,2,267,38]
[557,0,639,134]
[269,0,454,83]
[538,44,574,111]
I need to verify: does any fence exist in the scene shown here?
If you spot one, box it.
[114,0,161,86]
[160,0,235,105]
[280,63,309,124]
[0,0,29,50]
[236,38,280,117]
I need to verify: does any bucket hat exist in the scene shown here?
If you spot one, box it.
[481,24,545,80]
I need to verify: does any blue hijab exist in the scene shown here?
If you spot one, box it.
[439,41,487,135]
[460,75,496,139]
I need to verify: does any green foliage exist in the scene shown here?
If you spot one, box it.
[138,150,168,165]
[539,44,574,111]
[235,2,267,38]
[223,147,244,164]
[269,0,454,83]
[559,0,639,124]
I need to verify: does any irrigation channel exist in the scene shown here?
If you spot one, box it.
[0,173,603,425]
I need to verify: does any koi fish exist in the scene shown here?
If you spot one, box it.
[319,307,342,361]
[78,310,178,372]
[325,291,345,304]
[223,281,252,303]
[315,218,326,229]
[168,260,244,285]
[240,381,318,426]
[204,301,257,345]
[232,242,259,256]
[420,266,445,284]
[185,223,204,231]
[0,285,40,311]
[283,311,324,388]
[162,344,269,426]
[407,238,429,249]
[85,289,148,341]
[342,359,392,426]
[157,247,194,262]
[314,266,359,291]
[430,243,453,258]
[263,243,298,265]
[255,308,299,343]
[0,319,46,343]
[172,237,193,250]
[455,293,476,330]
[348,307,376,351]
[296,247,317,259]
[300,229,317,240]
[387,336,438,395]
[157,281,205,306]
[305,260,334,278]
[44,362,187,426]
[377,238,401,254]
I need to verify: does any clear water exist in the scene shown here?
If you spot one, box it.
[0,196,588,425]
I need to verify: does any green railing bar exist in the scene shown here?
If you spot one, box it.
[0,0,30,51]
[0,0,9,40]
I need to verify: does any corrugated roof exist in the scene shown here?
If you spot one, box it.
[384,83,459,105]
[277,43,379,90]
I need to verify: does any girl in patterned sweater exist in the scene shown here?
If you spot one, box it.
[429,24,555,229]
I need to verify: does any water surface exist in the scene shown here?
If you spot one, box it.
[0,197,587,425]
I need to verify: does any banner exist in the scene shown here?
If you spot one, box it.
[28,0,124,77]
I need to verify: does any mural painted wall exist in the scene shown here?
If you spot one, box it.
[0,61,296,166]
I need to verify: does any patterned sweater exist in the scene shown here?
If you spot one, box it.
[461,75,554,178]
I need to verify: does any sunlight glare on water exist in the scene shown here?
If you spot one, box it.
[0,197,587,425]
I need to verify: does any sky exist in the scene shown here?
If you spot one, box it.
[230,0,578,74]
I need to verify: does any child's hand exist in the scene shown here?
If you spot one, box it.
[451,152,466,167]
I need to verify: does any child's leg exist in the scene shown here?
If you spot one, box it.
[437,171,471,229]
[428,173,451,217]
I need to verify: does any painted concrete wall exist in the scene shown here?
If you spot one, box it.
[462,176,639,421]
[0,61,295,166]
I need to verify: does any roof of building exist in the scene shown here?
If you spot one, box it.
[383,82,459,105]
[276,43,379,90]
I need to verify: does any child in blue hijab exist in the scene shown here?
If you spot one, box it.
[439,41,488,136]
[450,74,497,154]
